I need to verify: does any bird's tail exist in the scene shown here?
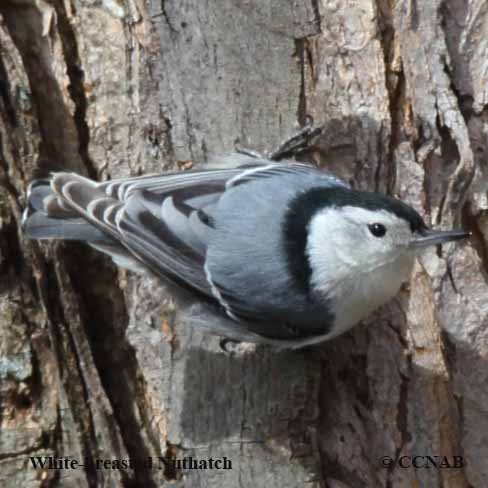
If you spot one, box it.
[22,174,148,273]
[22,177,110,243]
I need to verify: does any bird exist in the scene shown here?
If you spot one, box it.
[22,153,470,349]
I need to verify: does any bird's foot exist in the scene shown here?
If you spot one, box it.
[219,338,256,355]
[235,117,323,162]
[267,119,323,161]
[219,338,240,353]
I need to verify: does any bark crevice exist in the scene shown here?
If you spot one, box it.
[54,0,97,179]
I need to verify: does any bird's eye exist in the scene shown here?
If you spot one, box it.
[368,223,386,237]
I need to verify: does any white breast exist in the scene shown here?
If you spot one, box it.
[328,254,414,337]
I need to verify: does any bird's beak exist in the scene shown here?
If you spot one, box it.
[410,228,471,249]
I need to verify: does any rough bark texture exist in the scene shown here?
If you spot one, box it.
[0,1,486,487]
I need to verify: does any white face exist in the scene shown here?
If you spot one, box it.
[304,204,469,338]
[305,205,420,335]
[306,206,416,290]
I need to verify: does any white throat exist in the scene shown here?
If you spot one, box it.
[306,207,415,337]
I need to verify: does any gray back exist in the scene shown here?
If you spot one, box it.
[206,172,341,335]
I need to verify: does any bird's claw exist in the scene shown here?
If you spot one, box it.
[235,118,323,162]
[219,338,242,353]
[268,121,323,161]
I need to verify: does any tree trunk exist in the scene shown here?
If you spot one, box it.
[0,1,486,487]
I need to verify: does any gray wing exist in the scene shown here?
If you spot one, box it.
[204,169,345,338]
[24,157,346,310]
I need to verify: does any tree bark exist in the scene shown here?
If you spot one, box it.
[0,1,486,487]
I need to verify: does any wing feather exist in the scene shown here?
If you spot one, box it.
[45,160,347,316]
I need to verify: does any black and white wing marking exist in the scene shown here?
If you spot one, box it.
[94,154,349,198]
[47,160,348,313]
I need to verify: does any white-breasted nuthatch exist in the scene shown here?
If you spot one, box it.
[22,153,470,349]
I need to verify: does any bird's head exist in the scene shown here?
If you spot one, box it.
[286,187,471,290]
